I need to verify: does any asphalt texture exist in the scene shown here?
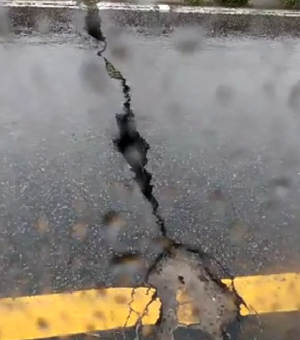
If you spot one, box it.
[1,6,300,339]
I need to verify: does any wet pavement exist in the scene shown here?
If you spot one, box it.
[1,6,300,339]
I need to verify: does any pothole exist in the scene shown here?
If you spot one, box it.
[148,245,240,340]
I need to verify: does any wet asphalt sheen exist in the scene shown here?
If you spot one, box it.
[0,7,300,339]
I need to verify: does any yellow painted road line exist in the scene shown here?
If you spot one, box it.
[0,273,299,340]
[230,272,300,316]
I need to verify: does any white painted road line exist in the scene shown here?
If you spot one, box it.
[2,0,300,17]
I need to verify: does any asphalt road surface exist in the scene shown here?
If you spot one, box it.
[1,7,300,339]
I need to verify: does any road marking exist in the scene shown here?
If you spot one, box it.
[0,272,299,340]
[2,0,300,17]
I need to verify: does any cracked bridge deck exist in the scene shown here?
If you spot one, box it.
[0,272,299,340]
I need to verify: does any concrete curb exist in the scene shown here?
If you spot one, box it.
[2,1,300,37]
[2,0,300,14]
[2,0,300,9]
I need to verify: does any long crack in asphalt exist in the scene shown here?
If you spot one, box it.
[83,6,252,340]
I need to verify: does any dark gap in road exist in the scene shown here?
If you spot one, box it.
[84,6,253,340]
[85,6,167,239]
